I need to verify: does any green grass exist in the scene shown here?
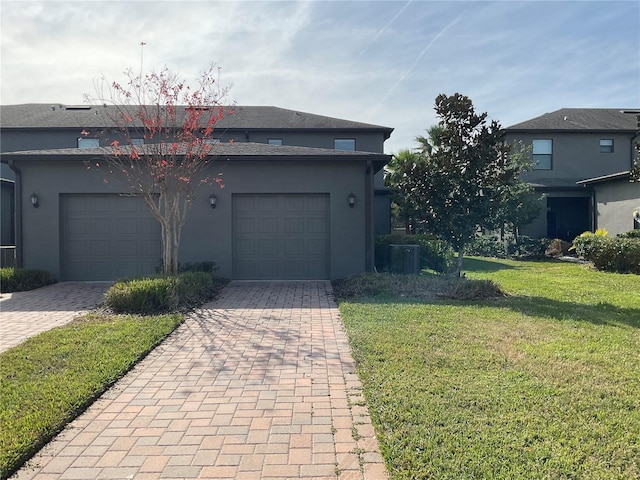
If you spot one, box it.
[338,258,640,479]
[0,313,183,479]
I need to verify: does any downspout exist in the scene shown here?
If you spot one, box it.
[365,159,373,272]
[7,159,23,267]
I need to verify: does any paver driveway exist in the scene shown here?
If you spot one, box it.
[0,282,110,353]
[11,281,388,479]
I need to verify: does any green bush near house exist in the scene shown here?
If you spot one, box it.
[466,235,548,260]
[104,272,228,314]
[572,231,640,274]
[0,268,56,293]
[375,234,455,273]
[465,236,507,258]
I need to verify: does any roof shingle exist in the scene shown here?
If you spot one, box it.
[506,108,639,132]
[0,104,393,135]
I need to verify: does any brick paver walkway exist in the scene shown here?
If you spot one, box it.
[0,282,111,353]
[11,281,388,479]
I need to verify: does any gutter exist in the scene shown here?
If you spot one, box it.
[6,159,22,267]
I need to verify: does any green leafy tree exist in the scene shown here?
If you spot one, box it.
[483,142,542,241]
[85,65,232,275]
[385,149,424,233]
[393,93,536,275]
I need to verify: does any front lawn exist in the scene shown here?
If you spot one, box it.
[0,313,183,479]
[338,259,640,479]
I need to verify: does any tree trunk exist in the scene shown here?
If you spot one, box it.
[456,244,464,277]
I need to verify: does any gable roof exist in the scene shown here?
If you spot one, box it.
[506,108,639,132]
[0,104,393,137]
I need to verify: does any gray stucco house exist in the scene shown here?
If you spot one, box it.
[504,108,640,239]
[0,104,393,281]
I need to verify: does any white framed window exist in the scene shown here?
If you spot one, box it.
[268,138,283,146]
[334,138,356,151]
[77,138,99,148]
[532,139,552,170]
[599,139,613,153]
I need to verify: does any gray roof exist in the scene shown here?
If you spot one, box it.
[0,104,393,136]
[576,171,633,185]
[1,141,390,160]
[506,108,639,132]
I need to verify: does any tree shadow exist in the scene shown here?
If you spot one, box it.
[501,295,640,329]
[343,294,640,330]
[463,257,517,273]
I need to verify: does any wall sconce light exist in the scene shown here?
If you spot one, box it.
[30,192,39,208]
[348,193,356,208]
[209,193,217,209]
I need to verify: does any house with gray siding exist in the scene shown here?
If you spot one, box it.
[504,108,639,239]
[1,104,393,281]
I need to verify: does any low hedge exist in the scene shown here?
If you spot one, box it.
[572,233,640,274]
[375,234,455,273]
[0,268,56,293]
[104,272,228,314]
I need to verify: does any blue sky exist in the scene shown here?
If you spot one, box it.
[1,0,638,154]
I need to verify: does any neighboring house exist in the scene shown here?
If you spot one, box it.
[577,172,640,235]
[504,108,640,240]
[0,104,393,281]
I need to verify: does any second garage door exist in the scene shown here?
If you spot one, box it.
[233,194,330,280]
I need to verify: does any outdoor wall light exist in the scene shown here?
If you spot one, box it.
[30,192,39,208]
[209,193,217,209]
[348,193,356,208]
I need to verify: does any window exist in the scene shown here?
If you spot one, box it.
[77,138,99,148]
[334,138,355,151]
[599,139,613,153]
[268,138,283,146]
[130,138,144,146]
[532,139,552,170]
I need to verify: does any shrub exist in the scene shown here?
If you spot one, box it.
[466,236,507,258]
[545,238,572,258]
[507,236,548,259]
[332,273,505,301]
[618,230,640,239]
[572,233,640,274]
[0,268,56,293]
[104,272,228,314]
[438,278,506,300]
[179,261,219,274]
[375,234,455,273]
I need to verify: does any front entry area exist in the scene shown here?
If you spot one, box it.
[232,194,330,280]
[546,196,591,241]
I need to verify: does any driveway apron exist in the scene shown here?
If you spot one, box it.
[11,281,388,480]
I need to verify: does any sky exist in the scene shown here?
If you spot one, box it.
[1,0,639,154]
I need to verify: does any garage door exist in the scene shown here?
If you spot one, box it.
[61,194,161,281]
[233,194,329,280]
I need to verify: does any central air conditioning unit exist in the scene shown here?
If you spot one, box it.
[389,244,421,274]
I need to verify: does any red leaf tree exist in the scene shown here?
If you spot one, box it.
[85,65,233,275]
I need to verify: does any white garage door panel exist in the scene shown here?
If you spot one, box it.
[61,194,161,281]
[233,194,330,280]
